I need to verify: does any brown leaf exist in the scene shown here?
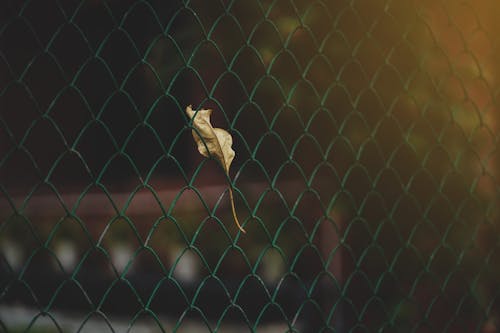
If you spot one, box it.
[186,105,245,233]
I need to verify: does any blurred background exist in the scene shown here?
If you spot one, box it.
[0,0,499,332]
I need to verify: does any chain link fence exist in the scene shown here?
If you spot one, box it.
[1,0,499,332]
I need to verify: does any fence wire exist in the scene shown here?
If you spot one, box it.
[1,0,499,332]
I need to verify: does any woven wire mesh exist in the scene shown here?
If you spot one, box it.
[1,0,499,332]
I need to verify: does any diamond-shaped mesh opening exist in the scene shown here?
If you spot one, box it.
[1,0,500,332]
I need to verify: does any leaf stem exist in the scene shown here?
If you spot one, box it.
[229,186,246,233]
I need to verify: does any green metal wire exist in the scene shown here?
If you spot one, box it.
[1,0,499,332]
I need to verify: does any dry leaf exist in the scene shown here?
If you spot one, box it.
[186,105,245,233]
